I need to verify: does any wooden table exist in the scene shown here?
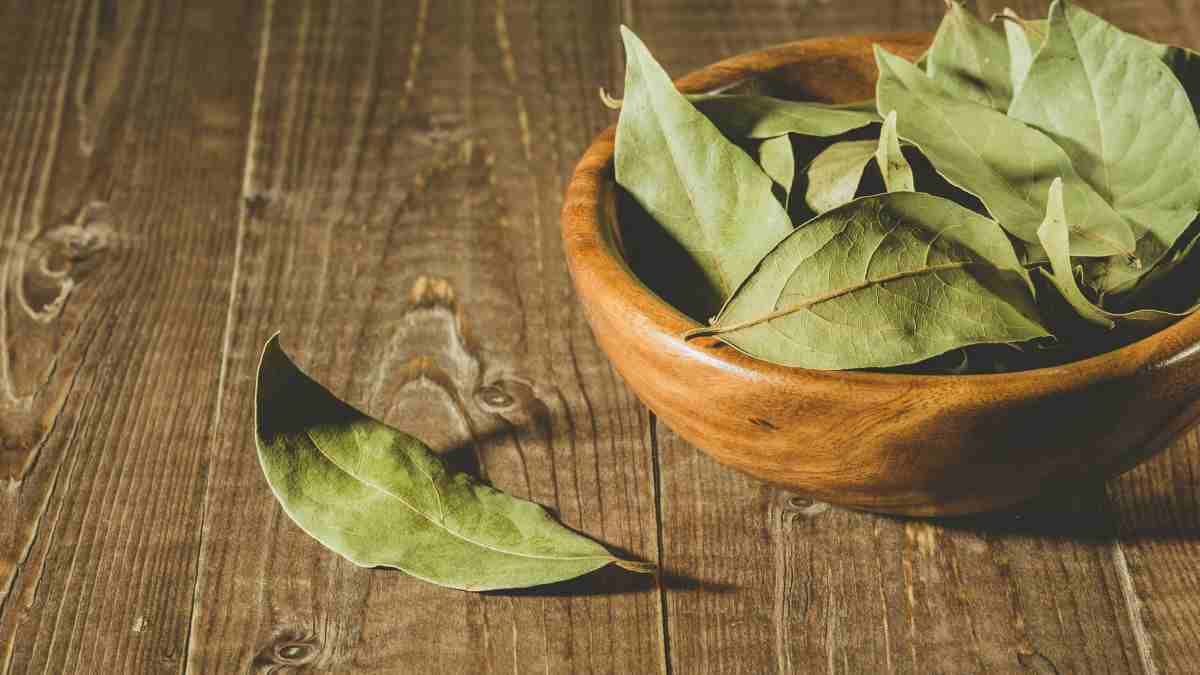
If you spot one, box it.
[2,1,1198,672]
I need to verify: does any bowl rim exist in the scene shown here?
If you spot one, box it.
[562,31,1200,393]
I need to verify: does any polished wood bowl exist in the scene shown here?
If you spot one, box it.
[561,33,1200,516]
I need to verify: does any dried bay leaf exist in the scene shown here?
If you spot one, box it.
[1037,179,1193,330]
[927,1,1012,109]
[689,193,1050,370]
[255,336,652,591]
[801,140,877,215]
[874,45,1137,259]
[876,111,913,193]
[615,27,793,309]
[1000,9,1045,95]
[1009,0,1200,294]
[757,135,796,208]
[1110,220,1200,312]
[693,94,880,139]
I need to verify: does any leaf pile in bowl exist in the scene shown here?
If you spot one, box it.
[611,0,1200,373]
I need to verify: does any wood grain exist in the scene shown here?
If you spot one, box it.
[0,0,1196,673]
[0,0,260,672]
[183,0,663,672]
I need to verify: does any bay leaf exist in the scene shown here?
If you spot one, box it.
[800,140,877,215]
[688,193,1050,370]
[876,111,913,193]
[757,135,796,209]
[615,26,794,307]
[1158,44,1200,116]
[874,45,1137,259]
[255,336,652,591]
[1000,9,1045,95]
[1037,179,1193,330]
[1093,14,1200,117]
[1106,217,1200,312]
[692,94,880,139]
[823,99,880,113]
[1009,0,1200,293]
[927,1,1012,109]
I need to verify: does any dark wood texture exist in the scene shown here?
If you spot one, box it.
[0,1,1196,673]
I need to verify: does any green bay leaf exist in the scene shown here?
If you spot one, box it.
[615,27,793,309]
[1009,0,1200,293]
[691,193,1050,370]
[757,135,796,208]
[874,45,1137,259]
[1000,9,1046,95]
[876,111,913,193]
[927,1,1013,109]
[801,140,877,215]
[255,336,651,591]
[1037,179,1194,329]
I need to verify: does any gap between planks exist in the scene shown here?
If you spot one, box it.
[648,412,673,675]
[181,0,275,671]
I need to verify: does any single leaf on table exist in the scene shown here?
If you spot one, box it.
[1009,0,1200,294]
[255,336,652,591]
[927,0,1012,109]
[688,193,1050,370]
[1000,9,1046,95]
[615,26,793,309]
[800,140,877,215]
[692,94,880,139]
[1036,179,1194,330]
[874,45,1137,259]
[757,135,795,208]
[876,111,913,192]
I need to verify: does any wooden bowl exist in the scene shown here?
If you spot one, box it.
[561,33,1200,516]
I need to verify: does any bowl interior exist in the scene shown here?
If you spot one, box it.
[616,53,882,322]
[608,39,1200,374]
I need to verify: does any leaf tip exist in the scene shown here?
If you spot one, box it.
[614,559,658,575]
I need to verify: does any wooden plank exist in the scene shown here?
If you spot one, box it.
[983,2,1200,672]
[185,1,664,671]
[635,0,1200,672]
[0,0,260,672]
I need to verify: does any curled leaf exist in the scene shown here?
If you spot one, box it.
[927,1,1013,109]
[874,45,1137,259]
[998,9,1045,95]
[876,111,913,193]
[1010,0,1200,294]
[255,336,652,591]
[801,140,877,215]
[1036,179,1193,330]
[615,26,793,312]
[692,193,1050,370]
[757,135,796,208]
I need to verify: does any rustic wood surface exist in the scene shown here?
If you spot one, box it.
[0,0,1196,673]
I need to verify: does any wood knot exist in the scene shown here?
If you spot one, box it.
[780,495,829,523]
[1016,649,1060,675]
[244,193,270,219]
[475,384,515,411]
[749,417,778,430]
[409,274,457,307]
[19,201,115,322]
[254,636,320,669]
